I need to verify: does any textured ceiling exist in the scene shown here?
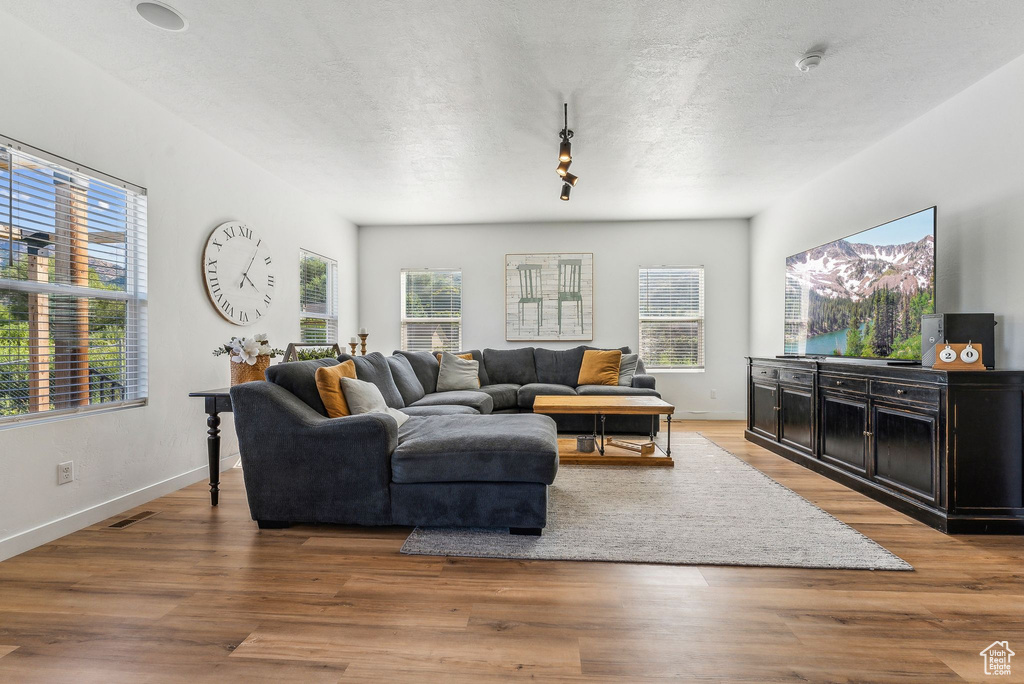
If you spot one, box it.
[3,1,1024,225]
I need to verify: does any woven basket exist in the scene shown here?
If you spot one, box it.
[230,354,271,386]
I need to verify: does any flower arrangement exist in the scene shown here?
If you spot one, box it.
[212,334,284,365]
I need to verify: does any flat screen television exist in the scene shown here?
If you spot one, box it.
[784,207,936,360]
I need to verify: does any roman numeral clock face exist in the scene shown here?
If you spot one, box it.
[203,221,275,325]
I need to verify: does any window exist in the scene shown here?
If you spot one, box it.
[639,266,704,370]
[1,137,147,425]
[401,269,462,352]
[299,250,338,344]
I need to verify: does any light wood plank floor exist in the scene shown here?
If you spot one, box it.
[1,421,1023,682]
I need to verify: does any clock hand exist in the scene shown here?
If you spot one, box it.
[242,273,260,293]
[239,249,258,288]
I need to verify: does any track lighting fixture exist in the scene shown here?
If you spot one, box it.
[556,102,578,201]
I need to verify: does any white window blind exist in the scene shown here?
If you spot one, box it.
[1,138,148,425]
[639,266,704,370]
[401,269,462,352]
[299,250,338,344]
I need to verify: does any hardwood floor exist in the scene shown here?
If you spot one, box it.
[1,420,1023,682]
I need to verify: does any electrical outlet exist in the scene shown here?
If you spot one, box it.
[710,389,718,399]
[58,461,73,485]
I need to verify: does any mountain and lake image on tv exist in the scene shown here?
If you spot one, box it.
[784,207,936,360]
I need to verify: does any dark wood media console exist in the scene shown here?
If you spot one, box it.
[745,357,1024,533]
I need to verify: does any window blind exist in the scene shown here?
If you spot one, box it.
[638,266,704,370]
[1,138,148,425]
[400,269,462,352]
[299,250,338,344]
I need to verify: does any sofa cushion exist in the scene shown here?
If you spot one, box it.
[432,350,489,386]
[578,349,622,386]
[409,390,494,414]
[586,345,632,355]
[401,405,479,417]
[314,359,358,417]
[387,354,426,405]
[437,352,481,391]
[339,352,405,409]
[576,384,661,397]
[265,357,339,416]
[533,345,588,386]
[393,350,440,394]
[392,414,558,485]
[618,353,639,386]
[477,383,520,411]
[517,382,577,410]
[483,347,538,386]
[339,377,410,427]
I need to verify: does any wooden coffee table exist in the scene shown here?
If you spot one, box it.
[532,395,675,467]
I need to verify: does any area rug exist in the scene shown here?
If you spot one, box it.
[401,433,912,570]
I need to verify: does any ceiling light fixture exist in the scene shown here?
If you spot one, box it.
[795,49,824,72]
[556,103,578,201]
[134,1,188,32]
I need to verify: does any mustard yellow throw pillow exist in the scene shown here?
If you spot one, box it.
[436,352,473,364]
[578,349,622,386]
[315,359,358,418]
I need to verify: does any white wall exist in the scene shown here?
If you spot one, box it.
[358,220,750,418]
[0,14,358,560]
[751,54,1024,367]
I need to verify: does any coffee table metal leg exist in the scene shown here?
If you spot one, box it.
[666,414,672,457]
[650,415,655,441]
[600,414,606,455]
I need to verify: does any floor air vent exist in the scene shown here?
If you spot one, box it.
[108,510,159,529]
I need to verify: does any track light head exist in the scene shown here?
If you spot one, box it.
[558,141,572,162]
[563,172,578,186]
[556,160,571,177]
[560,183,571,201]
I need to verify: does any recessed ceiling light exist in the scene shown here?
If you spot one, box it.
[134,1,188,32]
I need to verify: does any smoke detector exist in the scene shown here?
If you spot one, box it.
[796,50,824,72]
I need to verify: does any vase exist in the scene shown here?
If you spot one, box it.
[230,354,271,386]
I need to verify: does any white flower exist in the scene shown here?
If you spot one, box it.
[253,333,268,343]
[237,337,262,365]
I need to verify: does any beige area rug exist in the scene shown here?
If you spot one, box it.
[401,432,912,570]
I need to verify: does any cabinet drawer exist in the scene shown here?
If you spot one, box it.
[871,380,940,407]
[820,374,867,394]
[751,366,779,381]
[780,369,814,386]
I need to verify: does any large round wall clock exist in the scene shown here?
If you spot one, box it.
[202,221,275,325]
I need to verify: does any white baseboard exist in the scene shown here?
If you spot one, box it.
[675,411,745,421]
[0,452,240,562]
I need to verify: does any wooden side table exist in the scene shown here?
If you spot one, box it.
[188,388,232,506]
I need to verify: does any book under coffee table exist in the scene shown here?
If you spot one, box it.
[532,395,675,467]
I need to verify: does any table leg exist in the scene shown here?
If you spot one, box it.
[650,415,655,442]
[666,414,672,457]
[206,407,221,507]
[600,414,606,455]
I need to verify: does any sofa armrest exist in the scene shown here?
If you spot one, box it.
[631,374,656,390]
[229,381,397,525]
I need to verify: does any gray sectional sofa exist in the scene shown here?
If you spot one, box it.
[228,345,657,534]
[383,345,660,435]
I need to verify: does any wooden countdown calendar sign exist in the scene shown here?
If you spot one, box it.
[932,342,986,371]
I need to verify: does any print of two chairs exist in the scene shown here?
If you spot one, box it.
[516,259,583,335]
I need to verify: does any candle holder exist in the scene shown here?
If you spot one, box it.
[348,341,358,356]
[358,333,368,356]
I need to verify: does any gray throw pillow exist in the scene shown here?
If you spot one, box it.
[618,353,639,386]
[437,352,481,391]
[340,377,409,427]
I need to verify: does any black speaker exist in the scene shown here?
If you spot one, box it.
[921,313,997,369]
